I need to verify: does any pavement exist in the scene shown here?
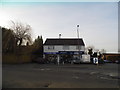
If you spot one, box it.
[2,63,120,88]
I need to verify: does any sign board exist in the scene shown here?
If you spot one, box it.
[59,51,84,54]
[44,51,84,55]
[44,52,59,54]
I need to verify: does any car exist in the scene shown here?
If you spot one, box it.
[103,60,112,63]
[98,59,104,64]
[71,59,81,64]
[33,57,49,64]
[81,54,91,63]
[115,60,120,64]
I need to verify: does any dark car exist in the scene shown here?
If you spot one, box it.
[115,60,120,64]
[71,58,81,64]
[103,60,112,63]
[98,59,104,64]
[33,57,48,64]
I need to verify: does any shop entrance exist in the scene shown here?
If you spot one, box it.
[60,54,73,63]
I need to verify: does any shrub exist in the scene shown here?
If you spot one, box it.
[2,53,32,64]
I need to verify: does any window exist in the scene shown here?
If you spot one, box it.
[76,45,81,50]
[63,46,69,50]
[48,46,54,50]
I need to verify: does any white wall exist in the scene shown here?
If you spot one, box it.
[44,45,85,52]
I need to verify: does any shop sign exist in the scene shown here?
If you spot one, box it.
[44,52,59,54]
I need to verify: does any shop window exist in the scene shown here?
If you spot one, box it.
[48,46,54,50]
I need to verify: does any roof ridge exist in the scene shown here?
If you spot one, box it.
[46,38,83,39]
[44,38,85,46]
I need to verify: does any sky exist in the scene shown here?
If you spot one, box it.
[0,1,118,53]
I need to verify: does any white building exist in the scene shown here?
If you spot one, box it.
[43,38,85,63]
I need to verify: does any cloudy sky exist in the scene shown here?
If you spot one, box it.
[0,1,118,53]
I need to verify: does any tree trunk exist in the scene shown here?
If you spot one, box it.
[19,38,23,46]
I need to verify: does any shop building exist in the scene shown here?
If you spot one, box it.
[43,38,85,63]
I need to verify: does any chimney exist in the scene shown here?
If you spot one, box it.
[59,34,61,39]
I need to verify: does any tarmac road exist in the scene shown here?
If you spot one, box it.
[2,63,120,88]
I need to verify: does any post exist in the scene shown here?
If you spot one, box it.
[77,25,81,61]
[57,54,60,65]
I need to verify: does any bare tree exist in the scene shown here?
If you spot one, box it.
[85,45,95,54]
[10,21,32,46]
[86,45,95,50]
[85,45,106,58]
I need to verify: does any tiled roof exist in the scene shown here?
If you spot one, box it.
[44,38,85,46]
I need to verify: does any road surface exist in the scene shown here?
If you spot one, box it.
[2,63,120,88]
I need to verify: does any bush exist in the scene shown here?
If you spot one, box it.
[2,53,32,64]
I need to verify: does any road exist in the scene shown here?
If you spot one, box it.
[2,63,120,88]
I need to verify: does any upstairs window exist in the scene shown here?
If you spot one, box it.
[76,46,81,50]
[48,46,54,50]
[63,46,69,50]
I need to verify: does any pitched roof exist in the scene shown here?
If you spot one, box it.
[44,38,85,46]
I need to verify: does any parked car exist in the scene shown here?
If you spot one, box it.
[71,58,81,64]
[103,60,112,63]
[33,57,49,64]
[98,59,104,64]
[115,60,120,64]
[81,54,91,63]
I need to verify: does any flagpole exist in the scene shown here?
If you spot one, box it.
[77,25,80,49]
[77,25,79,39]
[77,25,81,61]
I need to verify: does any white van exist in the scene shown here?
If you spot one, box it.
[81,54,91,63]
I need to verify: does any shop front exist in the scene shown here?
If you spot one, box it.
[44,51,84,64]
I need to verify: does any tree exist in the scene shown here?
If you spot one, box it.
[88,48,93,57]
[2,27,16,53]
[32,36,43,58]
[86,46,94,55]
[10,21,32,46]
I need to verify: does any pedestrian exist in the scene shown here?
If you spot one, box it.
[57,55,60,65]
[62,60,64,65]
